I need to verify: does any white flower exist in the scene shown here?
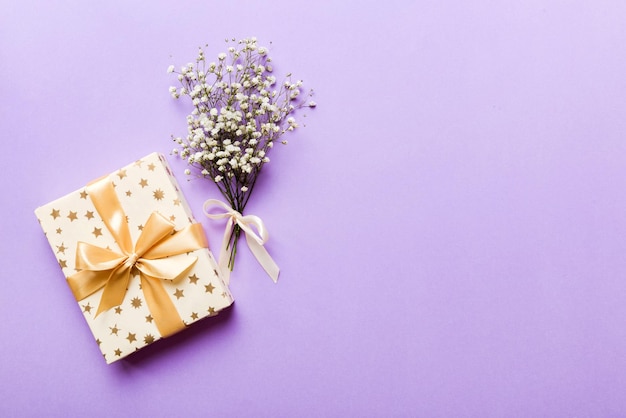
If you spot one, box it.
[169,37,316,223]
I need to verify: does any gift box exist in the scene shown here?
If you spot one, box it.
[34,152,233,363]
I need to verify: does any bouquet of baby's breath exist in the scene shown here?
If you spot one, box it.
[168,37,315,272]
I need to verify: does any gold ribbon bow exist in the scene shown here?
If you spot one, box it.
[67,177,208,337]
[203,199,279,285]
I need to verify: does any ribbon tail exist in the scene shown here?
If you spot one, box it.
[140,274,185,337]
[67,269,110,301]
[95,265,132,317]
[245,233,279,283]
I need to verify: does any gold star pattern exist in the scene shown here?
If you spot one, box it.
[169,215,176,222]
[144,334,155,344]
[80,190,88,199]
[173,198,181,206]
[188,274,199,284]
[56,243,67,254]
[208,307,216,315]
[205,283,215,293]
[126,332,137,343]
[145,315,153,323]
[85,210,94,220]
[50,208,60,219]
[56,227,63,234]
[139,178,148,188]
[117,169,127,179]
[153,189,165,201]
[131,297,142,308]
[137,224,144,231]
[134,159,144,167]
[126,190,132,197]
[173,288,184,299]
[67,211,78,222]
[221,292,228,298]
[114,306,123,314]
[190,312,199,320]
[147,163,156,171]
[96,339,101,346]
[114,348,122,357]
[92,227,102,238]
[59,259,67,269]
[110,325,120,335]
[82,303,92,314]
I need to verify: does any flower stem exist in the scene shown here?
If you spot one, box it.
[228,223,241,271]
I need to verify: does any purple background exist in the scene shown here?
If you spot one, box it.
[2,1,626,416]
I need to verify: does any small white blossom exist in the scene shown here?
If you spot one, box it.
[167,65,175,73]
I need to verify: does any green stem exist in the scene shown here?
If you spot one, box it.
[227,223,241,271]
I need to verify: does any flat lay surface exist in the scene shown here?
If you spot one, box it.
[2,1,626,416]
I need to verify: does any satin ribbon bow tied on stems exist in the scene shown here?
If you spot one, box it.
[203,199,279,285]
[66,177,208,338]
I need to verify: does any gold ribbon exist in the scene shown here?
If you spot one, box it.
[203,199,279,285]
[67,177,208,337]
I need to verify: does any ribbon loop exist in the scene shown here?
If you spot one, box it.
[67,177,209,338]
[203,199,279,285]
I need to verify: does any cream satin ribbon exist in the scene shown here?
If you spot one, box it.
[67,177,209,337]
[203,199,279,284]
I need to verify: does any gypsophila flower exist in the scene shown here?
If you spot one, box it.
[168,37,316,270]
